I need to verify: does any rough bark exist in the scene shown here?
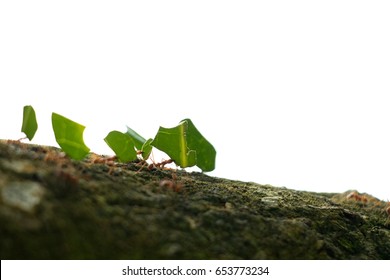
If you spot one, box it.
[0,140,389,259]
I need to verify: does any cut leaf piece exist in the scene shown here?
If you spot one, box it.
[104,131,137,162]
[51,113,90,160]
[151,121,197,168]
[126,126,153,160]
[126,126,146,150]
[21,105,38,141]
[182,118,216,172]
[141,138,153,160]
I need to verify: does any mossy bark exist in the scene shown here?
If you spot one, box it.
[0,140,389,259]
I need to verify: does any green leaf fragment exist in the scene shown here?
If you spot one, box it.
[182,118,216,172]
[141,138,153,160]
[51,113,90,160]
[125,126,153,160]
[104,131,137,162]
[151,121,197,168]
[126,126,147,150]
[151,119,216,171]
[21,105,38,141]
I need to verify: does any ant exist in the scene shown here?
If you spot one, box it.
[136,158,175,172]
[135,149,175,172]
[159,173,183,192]
[154,158,174,169]
[85,154,119,175]
[346,191,390,218]
[88,154,117,166]
[346,191,368,203]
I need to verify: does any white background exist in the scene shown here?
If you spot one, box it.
[1,1,390,201]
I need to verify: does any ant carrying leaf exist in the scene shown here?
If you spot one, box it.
[52,113,90,160]
[151,119,216,172]
[21,105,38,141]
[104,131,137,162]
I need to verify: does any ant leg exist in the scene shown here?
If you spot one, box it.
[136,160,150,173]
